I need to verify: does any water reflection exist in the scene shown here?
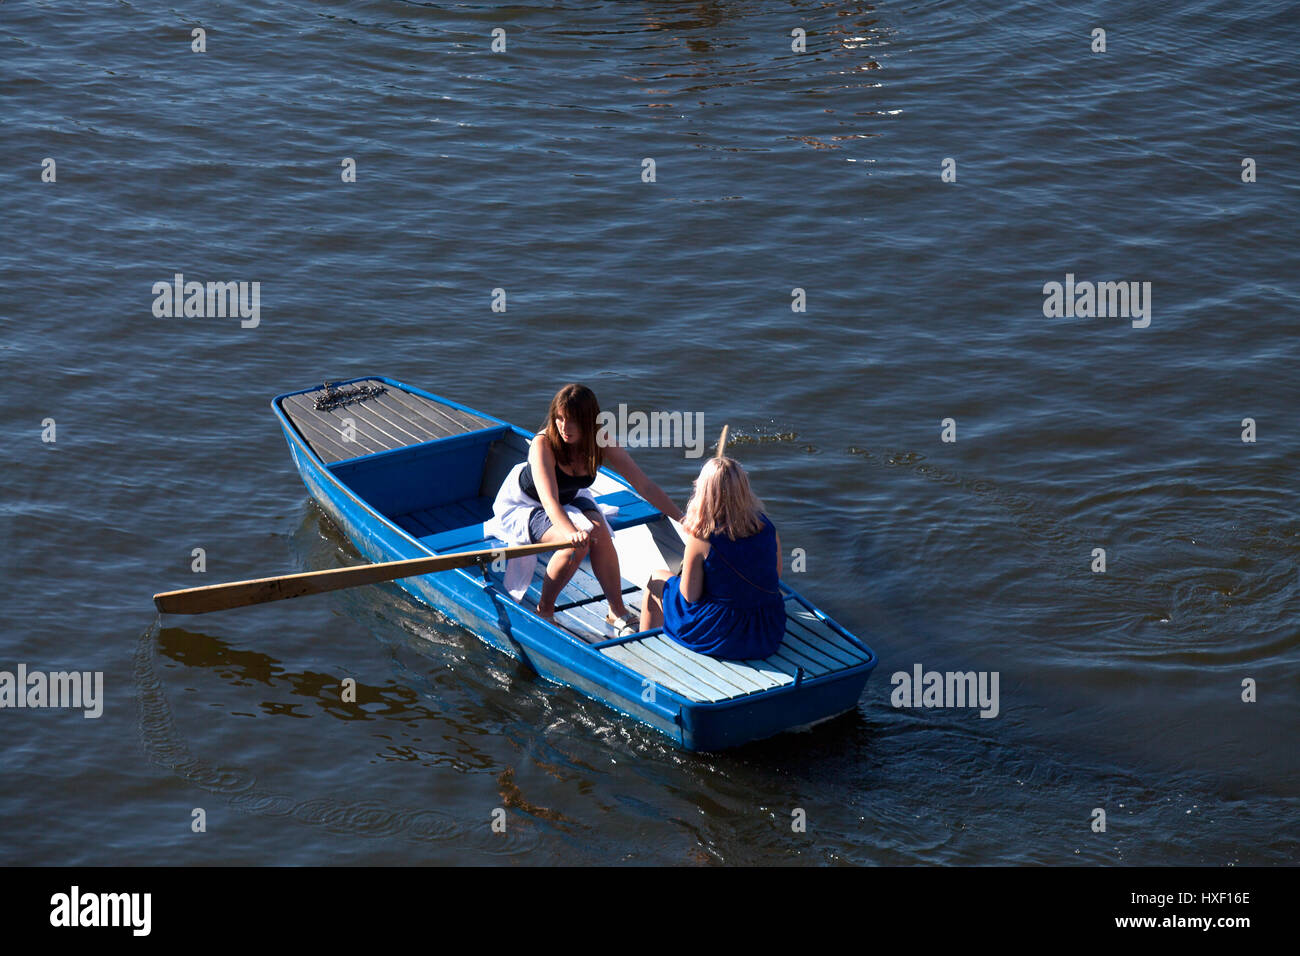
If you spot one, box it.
[157,626,444,723]
[134,622,557,851]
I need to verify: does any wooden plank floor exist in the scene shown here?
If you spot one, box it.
[393,504,643,645]
[599,598,872,703]
[282,379,497,464]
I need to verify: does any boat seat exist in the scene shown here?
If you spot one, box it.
[590,489,660,530]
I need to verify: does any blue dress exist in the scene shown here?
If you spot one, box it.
[662,513,786,660]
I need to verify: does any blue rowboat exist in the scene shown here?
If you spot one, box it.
[271,376,877,751]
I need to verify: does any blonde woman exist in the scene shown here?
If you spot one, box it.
[488,383,682,634]
[639,457,786,659]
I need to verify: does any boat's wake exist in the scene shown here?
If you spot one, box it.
[846,444,1300,665]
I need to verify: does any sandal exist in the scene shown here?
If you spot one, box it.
[605,610,639,636]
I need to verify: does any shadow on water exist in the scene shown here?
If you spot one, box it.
[156,625,469,725]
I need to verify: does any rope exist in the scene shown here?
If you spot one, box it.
[314,381,387,411]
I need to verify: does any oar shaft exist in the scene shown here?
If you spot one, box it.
[153,541,567,615]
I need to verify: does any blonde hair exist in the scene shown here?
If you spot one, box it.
[681,457,766,541]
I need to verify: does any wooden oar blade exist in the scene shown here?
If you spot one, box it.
[716,424,730,458]
[153,541,566,615]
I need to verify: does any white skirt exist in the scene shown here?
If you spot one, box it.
[482,460,618,601]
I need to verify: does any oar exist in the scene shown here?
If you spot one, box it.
[153,540,571,615]
[716,424,729,458]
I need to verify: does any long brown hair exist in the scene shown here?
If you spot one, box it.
[681,457,766,541]
[539,384,604,476]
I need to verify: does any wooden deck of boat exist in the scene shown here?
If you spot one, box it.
[600,605,872,703]
[281,379,497,464]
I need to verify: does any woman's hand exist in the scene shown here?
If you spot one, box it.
[567,528,589,546]
[603,444,683,521]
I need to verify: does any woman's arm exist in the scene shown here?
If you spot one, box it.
[775,530,782,580]
[529,437,585,543]
[601,444,684,522]
[678,535,709,603]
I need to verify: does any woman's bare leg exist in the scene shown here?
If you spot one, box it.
[585,518,631,619]
[536,528,589,615]
[640,569,672,632]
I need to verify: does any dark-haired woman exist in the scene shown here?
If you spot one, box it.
[487,383,682,635]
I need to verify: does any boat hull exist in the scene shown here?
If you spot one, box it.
[274,377,876,751]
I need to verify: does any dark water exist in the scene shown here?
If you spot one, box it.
[2,0,1296,865]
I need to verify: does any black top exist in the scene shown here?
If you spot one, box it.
[519,461,595,505]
